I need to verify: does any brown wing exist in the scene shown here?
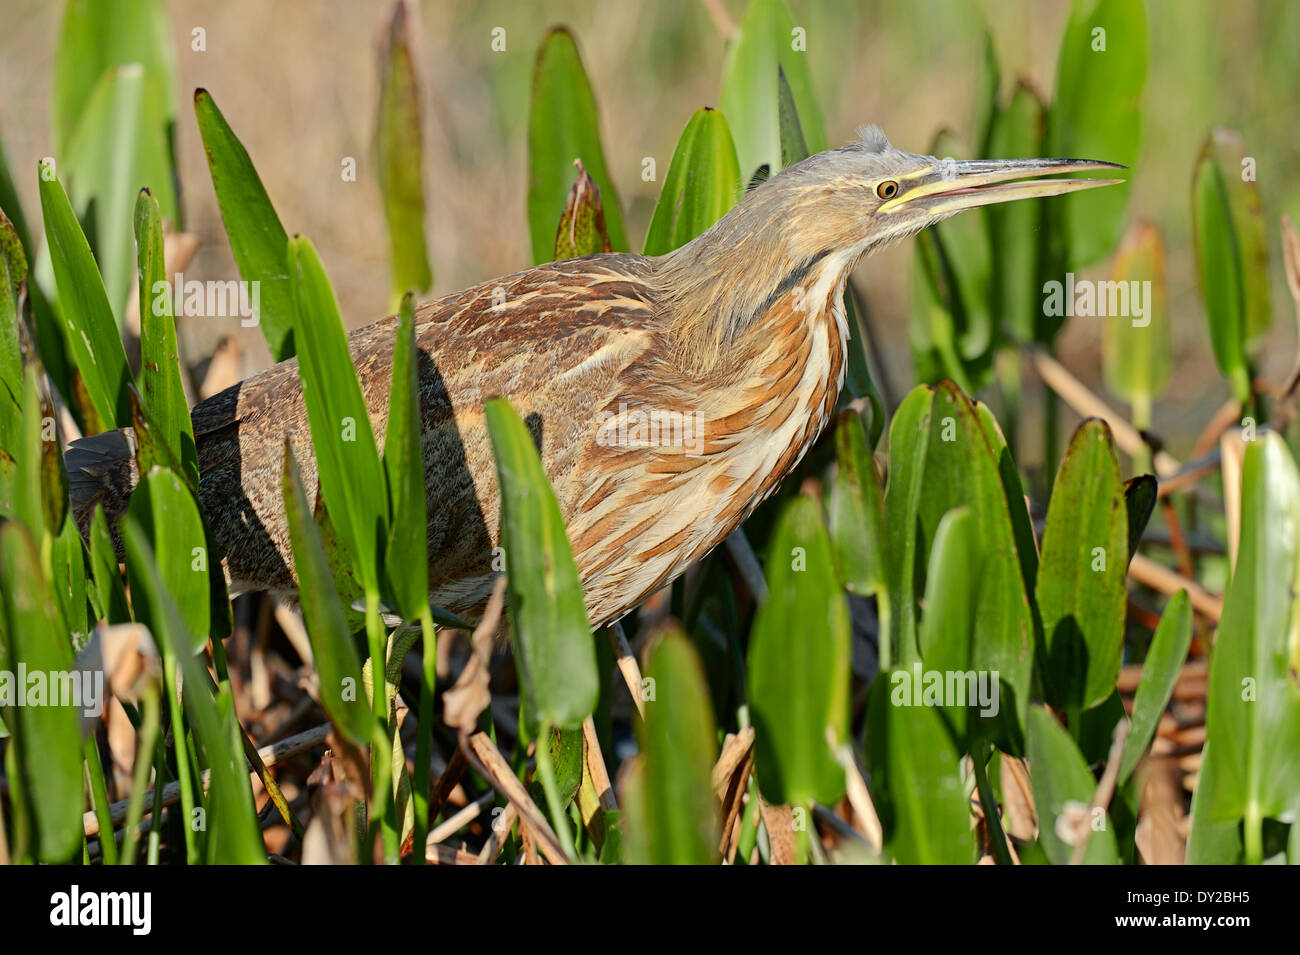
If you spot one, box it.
[193,253,663,608]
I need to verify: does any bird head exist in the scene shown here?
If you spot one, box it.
[657,125,1123,369]
[780,124,1124,257]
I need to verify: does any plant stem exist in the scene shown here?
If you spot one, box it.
[411,606,437,865]
[973,741,1014,866]
[162,655,199,862]
[534,722,577,861]
[83,734,117,865]
[121,689,160,864]
[364,588,399,863]
[1244,801,1263,865]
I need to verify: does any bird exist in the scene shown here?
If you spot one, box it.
[69,126,1121,630]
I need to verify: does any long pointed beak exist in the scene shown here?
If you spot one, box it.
[879,157,1126,216]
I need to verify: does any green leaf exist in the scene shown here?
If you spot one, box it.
[623,628,720,864]
[1036,419,1128,711]
[1185,740,1241,863]
[1046,0,1146,269]
[867,672,974,864]
[828,409,887,600]
[134,188,197,486]
[0,210,25,451]
[887,382,1036,750]
[1122,475,1157,564]
[0,520,83,862]
[126,467,210,648]
[53,0,178,161]
[775,65,808,170]
[38,162,131,430]
[527,27,627,263]
[282,443,371,744]
[1201,128,1270,348]
[1102,222,1170,420]
[1026,704,1118,864]
[642,107,741,257]
[719,0,827,180]
[376,1,431,307]
[1193,140,1251,404]
[0,132,34,254]
[986,81,1048,343]
[381,293,428,619]
[194,89,295,361]
[554,161,613,260]
[89,504,130,624]
[748,494,850,807]
[484,397,597,731]
[287,234,387,593]
[1118,589,1192,783]
[122,520,266,864]
[13,366,67,538]
[62,65,173,327]
[916,508,981,742]
[1202,435,1300,828]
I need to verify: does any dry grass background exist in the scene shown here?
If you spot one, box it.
[2,0,1299,458]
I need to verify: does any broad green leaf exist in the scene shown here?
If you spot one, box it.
[382,293,429,620]
[0,209,25,451]
[122,521,266,864]
[554,161,613,260]
[910,218,994,392]
[283,444,370,744]
[38,163,131,430]
[719,0,827,180]
[88,504,130,624]
[916,508,981,741]
[1193,140,1251,404]
[888,382,1036,750]
[866,670,973,864]
[748,494,850,807]
[883,385,934,668]
[1185,740,1241,863]
[622,628,720,865]
[287,234,387,593]
[1118,589,1192,783]
[828,409,887,600]
[134,188,197,486]
[1026,704,1118,865]
[1046,0,1146,269]
[1201,128,1270,348]
[1123,477,1157,567]
[13,366,67,539]
[377,1,432,308]
[484,397,598,731]
[62,65,174,327]
[53,0,178,162]
[195,89,295,361]
[642,107,741,257]
[126,467,210,647]
[987,81,1048,343]
[1203,435,1300,829]
[527,27,627,263]
[50,511,88,641]
[775,65,807,171]
[1036,419,1128,711]
[0,521,83,862]
[1102,222,1170,421]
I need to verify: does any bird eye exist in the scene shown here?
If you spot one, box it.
[876,180,899,200]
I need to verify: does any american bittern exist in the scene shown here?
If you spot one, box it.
[70,127,1120,628]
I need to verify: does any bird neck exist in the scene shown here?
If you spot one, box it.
[652,191,865,376]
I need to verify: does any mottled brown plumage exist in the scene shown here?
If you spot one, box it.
[69,128,1121,629]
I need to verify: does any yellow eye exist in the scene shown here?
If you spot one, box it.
[876,180,899,200]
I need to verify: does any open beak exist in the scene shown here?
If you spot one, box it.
[878,157,1126,216]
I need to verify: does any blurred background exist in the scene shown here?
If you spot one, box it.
[2,0,1299,460]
